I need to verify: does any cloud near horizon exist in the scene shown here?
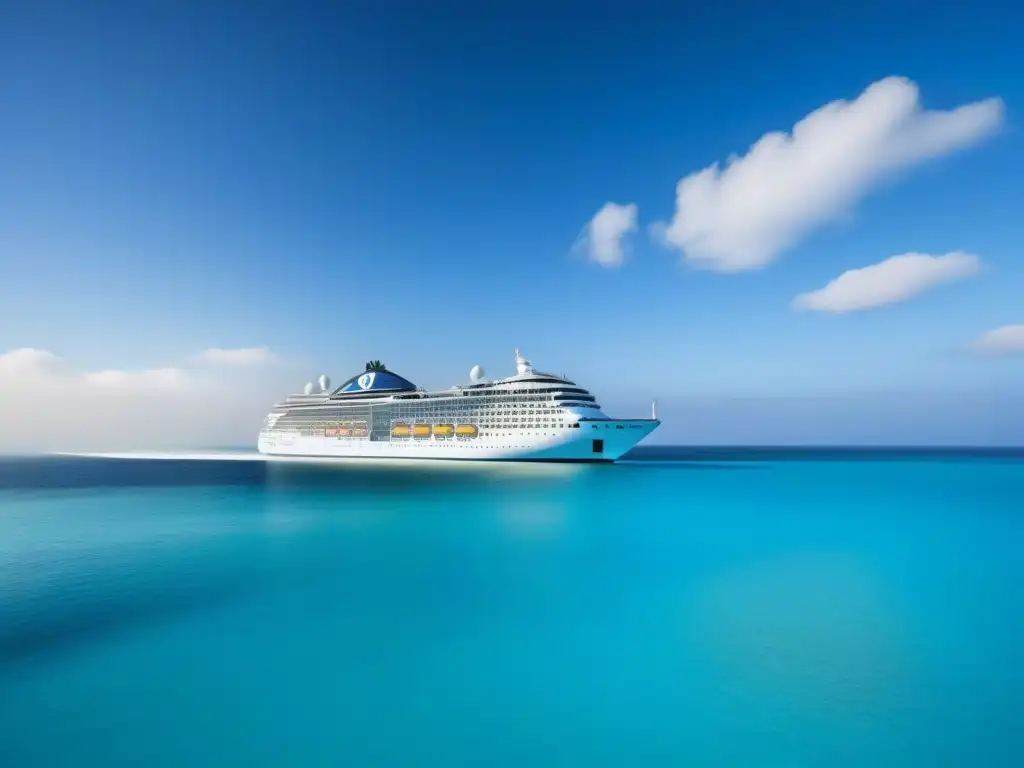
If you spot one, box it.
[574,202,638,267]
[968,324,1024,354]
[0,346,289,453]
[654,76,1004,272]
[792,251,981,313]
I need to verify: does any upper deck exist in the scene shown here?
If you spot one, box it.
[274,350,600,412]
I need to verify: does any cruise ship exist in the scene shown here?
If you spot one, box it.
[257,350,660,462]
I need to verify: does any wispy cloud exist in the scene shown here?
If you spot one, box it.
[0,347,292,453]
[654,76,1004,272]
[968,324,1024,354]
[197,346,275,366]
[573,202,638,267]
[792,252,981,313]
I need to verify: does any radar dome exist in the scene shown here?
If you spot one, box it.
[318,374,331,392]
[303,381,314,395]
[470,365,484,382]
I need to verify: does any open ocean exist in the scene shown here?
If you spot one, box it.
[1,448,1022,767]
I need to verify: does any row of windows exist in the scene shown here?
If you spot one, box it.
[460,386,591,397]
[372,436,578,449]
[273,412,588,429]
[267,420,585,435]
[392,403,562,412]
[480,417,564,426]
[277,404,596,421]
[272,415,598,432]
[271,422,569,432]
[465,376,576,388]
[286,390,596,411]
[394,387,591,399]
[393,424,577,439]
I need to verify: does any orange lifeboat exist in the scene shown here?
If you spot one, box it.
[337,422,353,437]
[324,424,339,437]
[455,424,479,437]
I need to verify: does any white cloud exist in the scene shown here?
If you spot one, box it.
[792,251,981,313]
[197,346,275,365]
[969,325,1024,354]
[0,347,294,453]
[0,348,63,378]
[574,202,638,267]
[656,76,1004,272]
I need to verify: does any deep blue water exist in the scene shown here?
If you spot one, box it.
[1,449,1022,767]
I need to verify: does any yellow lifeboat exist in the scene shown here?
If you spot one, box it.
[391,424,411,437]
[413,424,431,438]
[433,424,454,436]
[455,424,479,437]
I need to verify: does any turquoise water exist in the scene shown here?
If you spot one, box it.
[1,450,1022,766]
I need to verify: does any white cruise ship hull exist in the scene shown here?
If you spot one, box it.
[259,351,661,463]
[258,419,658,463]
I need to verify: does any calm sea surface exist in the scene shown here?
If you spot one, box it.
[1,449,1022,767]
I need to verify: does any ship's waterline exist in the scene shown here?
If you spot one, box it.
[258,350,660,462]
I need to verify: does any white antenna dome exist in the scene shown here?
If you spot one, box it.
[318,374,331,392]
[470,364,484,382]
[514,349,532,375]
[303,381,314,395]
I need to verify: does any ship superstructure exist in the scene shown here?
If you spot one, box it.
[257,350,659,462]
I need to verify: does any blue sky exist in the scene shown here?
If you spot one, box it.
[1,0,1022,447]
